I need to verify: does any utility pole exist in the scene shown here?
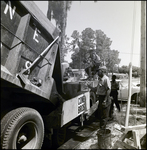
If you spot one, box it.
[140,1,146,107]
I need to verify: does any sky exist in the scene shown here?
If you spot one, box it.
[34,1,141,67]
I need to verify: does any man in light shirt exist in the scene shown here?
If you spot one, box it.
[88,66,111,130]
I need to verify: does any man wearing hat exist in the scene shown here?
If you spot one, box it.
[88,66,112,130]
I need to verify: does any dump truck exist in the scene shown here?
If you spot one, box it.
[1,1,98,149]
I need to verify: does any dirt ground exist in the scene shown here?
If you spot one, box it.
[76,103,146,149]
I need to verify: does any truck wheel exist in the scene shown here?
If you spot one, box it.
[52,127,66,148]
[1,107,44,149]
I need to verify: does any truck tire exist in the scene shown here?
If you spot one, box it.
[1,107,44,149]
[52,127,66,148]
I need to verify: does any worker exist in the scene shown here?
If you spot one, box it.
[84,50,101,80]
[88,66,111,131]
[90,50,101,72]
[109,75,120,120]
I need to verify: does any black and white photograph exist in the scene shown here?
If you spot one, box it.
[1,1,146,149]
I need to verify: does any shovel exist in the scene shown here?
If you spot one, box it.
[17,36,60,85]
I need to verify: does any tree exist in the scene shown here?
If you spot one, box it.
[106,50,121,73]
[70,28,96,69]
[60,1,67,62]
[95,30,121,73]
[69,28,121,71]
[113,64,119,73]
[47,1,72,62]
[71,30,81,50]
[81,28,95,51]
[118,65,129,74]
[70,30,82,69]
[47,1,72,27]
[132,66,140,77]
[47,1,52,20]
[95,30,112,61]
[118,65,140,77]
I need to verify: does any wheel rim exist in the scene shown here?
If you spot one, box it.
[13,121,38,149]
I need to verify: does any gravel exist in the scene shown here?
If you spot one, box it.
[76,103,146,149]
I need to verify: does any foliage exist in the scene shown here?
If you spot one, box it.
[47,1,72,62]
[68,28,121,71]
[70,28,96,69]
[47,1,72,28]
[81,28,95,51]
[95,30,112,59]
[118,65,129,74]
[132,66,140,77]
[47,1,140,78]
[118,65,140,77]
[71,30,81,49]
[47,1,120,67]
[106,50,121,73]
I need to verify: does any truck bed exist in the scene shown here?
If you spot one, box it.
[1,1,62,103]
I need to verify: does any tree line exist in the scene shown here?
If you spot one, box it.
[118,65,140,77]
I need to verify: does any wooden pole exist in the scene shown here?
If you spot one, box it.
[140,1,146,107]
[125,62,132,127]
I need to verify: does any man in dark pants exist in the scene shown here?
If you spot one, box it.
[109,75,120,120]
[88,66,111,130]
